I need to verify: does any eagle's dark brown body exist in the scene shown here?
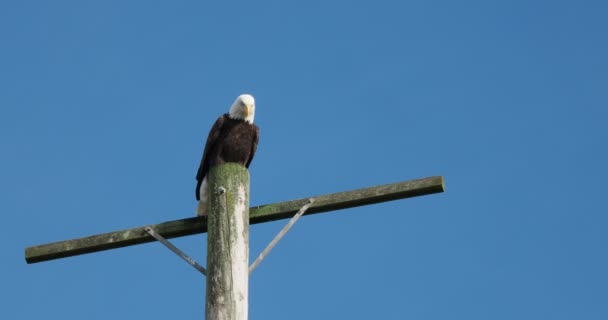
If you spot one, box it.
[196,113,259,200]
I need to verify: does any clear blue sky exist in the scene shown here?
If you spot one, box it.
[2,1,607,319]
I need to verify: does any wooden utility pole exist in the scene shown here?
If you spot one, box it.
[206,164,250,320]
[25,173,445,319]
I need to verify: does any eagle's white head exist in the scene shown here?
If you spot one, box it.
[229,94,255,124]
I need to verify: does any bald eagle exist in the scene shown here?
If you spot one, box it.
[195,94,259,216]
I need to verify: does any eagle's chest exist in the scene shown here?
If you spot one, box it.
[216,122,255,163]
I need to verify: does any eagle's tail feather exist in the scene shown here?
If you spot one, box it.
[196,201,207,216]
[196,177,209,217]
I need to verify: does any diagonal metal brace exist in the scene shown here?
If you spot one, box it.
[144,227,207,276]
[249,198,314,274]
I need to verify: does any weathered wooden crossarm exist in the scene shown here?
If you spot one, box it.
[25,176,445,264]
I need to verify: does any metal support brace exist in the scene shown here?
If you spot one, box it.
[144,226,207,276]
[249,198,314,273]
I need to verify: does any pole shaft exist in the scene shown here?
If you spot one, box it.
[205,164,250,320]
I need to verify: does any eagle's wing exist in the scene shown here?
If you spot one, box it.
[246,125,260,168]
[196,114,226,200]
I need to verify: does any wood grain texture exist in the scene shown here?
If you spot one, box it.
[25,175,445,264]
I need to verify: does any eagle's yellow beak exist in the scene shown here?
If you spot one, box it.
[243,105,252,117]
